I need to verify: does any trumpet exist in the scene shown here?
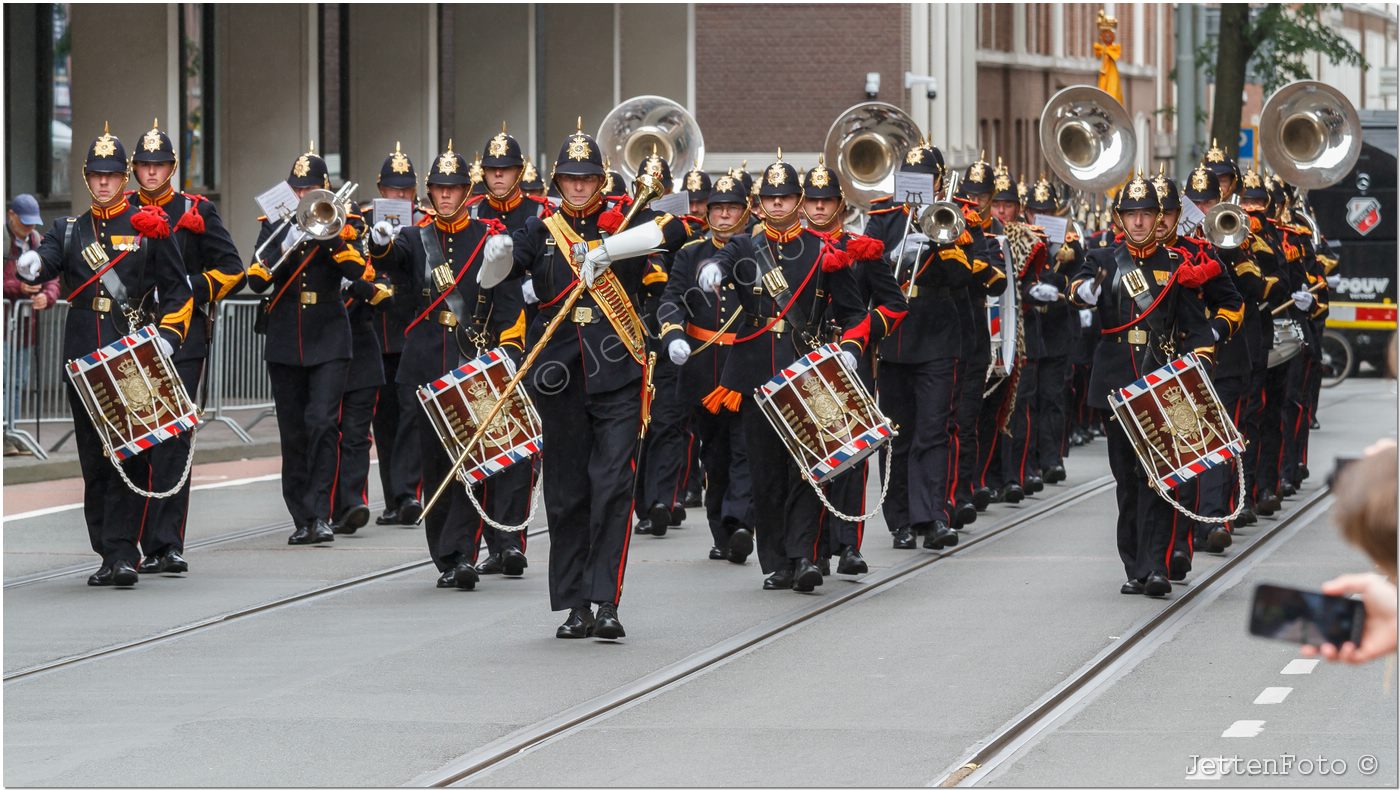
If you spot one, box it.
[919,170,965,245]
[261,182,358,274]
[1200,196,1249,249]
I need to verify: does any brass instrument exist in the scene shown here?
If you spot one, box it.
[1259,80,1361,191]
[1200,197,1248,249]
[598,96,704,181]
[823,102,921,211]
[263,181,359,273]
[1039,86,1136,194]
[920,170,965,244]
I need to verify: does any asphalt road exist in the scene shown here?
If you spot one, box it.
[3,379,1394,787]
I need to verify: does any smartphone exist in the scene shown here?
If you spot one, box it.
[1249,583,1366,648]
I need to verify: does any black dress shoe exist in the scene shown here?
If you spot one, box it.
[1278,480,1296,498]
[111,560,138,587]
[375,507,400,526]
[633,518,653,535]
[437,568,458,588]
[709,546,727,560]
[593,602,626,639]
[683,489,703,508]
[288,524,315,545]
[476,554,505,574]
[88,566,114,586]
[311,519,335,543]
[923,521,958,550]
[501,546,527,576]
[892,526,916,549]
[159,551,188,573]
[727,527,753,564]
[763,568,794,590]
[1001,482,1025,504]
[952,502,977,530]
[647,502,670,537]
[1168,550,1191,581]
[454,561,479,590]
[1256,492,1281,516]
[1045,465,1067,484]
[333,504,371,535]
[792,559,823,592]
[1204,526,1232,553]
[557,606,595,639]
[836,546,868,575]
[670,507,686,524]
[1143,572,1171,597]
[972,486,993,511]
[1120,578,1145,595]
[817,556,831,577]
[1237,506,1258,527]
[138,555,162,574]
[1025,475,1045,494]
[1298,464,1310,480]
[398,498,424,525]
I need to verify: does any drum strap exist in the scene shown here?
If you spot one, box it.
[740,233,822,346]
[1107,244,1173,340]
[66,215,148,334]
[406,223,493,335]
[541,213,647,364]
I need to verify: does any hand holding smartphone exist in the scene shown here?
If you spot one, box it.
[1249,583,1366,648]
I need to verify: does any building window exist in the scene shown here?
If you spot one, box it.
[178,4,215,192]
[46,3,72,198]
[318,3,349,182]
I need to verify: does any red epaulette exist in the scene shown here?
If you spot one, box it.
[866,198,904,217]
[869,194,893,206]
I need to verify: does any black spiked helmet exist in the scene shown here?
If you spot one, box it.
[1202,138,1241,191]
[378,141,417,189]
[553,118,605,177]
[131,118,176,164]
[84,122,128,174]
[1150,166,1182,212]
[426,140,471,187]
[758,149,802,198]
[1239,167,1272,208]
[1183,163,1221,204]
[682,167,712,202]
[707,172,748,206]
[1024,175,1059,214]
[900,141,945,179]
[482,122,525,169]
[288,142,331,189]
[1113,171,1162,214]
[640,149,673,193]
[959,150,994,196]
[802,154,843,201]
[990,159,1020,204]
[603,168,629,199]
[520,161,545,192]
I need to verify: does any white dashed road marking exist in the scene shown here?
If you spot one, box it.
[1253,686,1293,704]
[1280,658,1319,675]
[1221,720,1266,738]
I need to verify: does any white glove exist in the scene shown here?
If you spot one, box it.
[1028,282,1059,303]
[521,278,538,305]
[698,261,724,293]
[1078,309,1094,328]
[281,227,306,253]
[581,245,611,289]
[155,335,174,358]
[1075,279,1100,306]
[370,220,396,246]
[1292,290,1315,311]
[841,350,859,371]
[1326,274,1341,289]
[668,338,692,366]
[891,233,931,268]
[15,250,41,281]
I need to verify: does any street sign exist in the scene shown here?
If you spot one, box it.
[1238,127,1256,164]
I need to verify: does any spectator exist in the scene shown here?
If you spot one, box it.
[4,194,60,456]
[1301,439,1398,665]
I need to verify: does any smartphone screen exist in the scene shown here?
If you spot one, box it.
[1250,583,1366,647]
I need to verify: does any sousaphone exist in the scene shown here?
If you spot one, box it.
[1259,80,1361,191]
[823,102,922,211]
[1039,86,1136,194]
[597,96,704,181]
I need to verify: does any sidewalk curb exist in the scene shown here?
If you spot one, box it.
[3,440,282,485]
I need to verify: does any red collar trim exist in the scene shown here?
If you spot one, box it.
[1126,239,1158,258]
[763,222,803,243]
[138,187,176,207]
[92,199,130,220]
[435,211,472,233]
[487,189,523,213]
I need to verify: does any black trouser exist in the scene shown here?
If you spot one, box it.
[534,374,643,611]
[373,353,422,509]
[415,406,482,572]
[694,405,752,548]
[1187,373,1251,548]
[1254,360,1294,498]
[267,359,349,525]
[741,399,823,574]
[952,353,984,505]
[881,357,958,530]
[637,357,688,516]
[824,460,868,555]
[471,459,532,563]
[1239,361,1267,505]
[1032,355,1069,474]
[1105,410,1176,581]
[67,382,152,568]
[332,383,378,521]
[1282,350,1316,484]
[142,356,205,558]
[981,362,1036,490]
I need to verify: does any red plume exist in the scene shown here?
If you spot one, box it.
[175,206,205,234]
[1176,257,1222,288]
[845,235,884,262]
[130,204,171,239]
[820,246,853,273]
[597,207,626,235]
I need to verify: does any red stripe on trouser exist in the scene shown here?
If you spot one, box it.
[613,423,643,605]
[947,365,961,500]
[1017,404,1031,481]
[136,464,154,550]
[328,399,345,518]
[856,465,866,549]
[1165,508,1178,570]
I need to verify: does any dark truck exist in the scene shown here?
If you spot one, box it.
[1310,109,1397,376]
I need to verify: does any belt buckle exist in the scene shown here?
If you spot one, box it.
[299,291,318,305]
[437,311,458,328]
[92,296,112,313]
[1127,328,1148,345]
[771,318,788,334]
[573,306,594,324]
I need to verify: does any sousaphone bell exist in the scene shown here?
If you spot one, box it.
[1038,86,1136,194]
[1259,80,1361,191]
[823,102,922,211]
[598,96,704,181]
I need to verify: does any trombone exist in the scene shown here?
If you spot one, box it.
[251,182,359,274]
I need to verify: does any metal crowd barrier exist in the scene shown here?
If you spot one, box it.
[2,297,276,457]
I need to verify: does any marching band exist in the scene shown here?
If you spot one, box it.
[14,80,1356,641]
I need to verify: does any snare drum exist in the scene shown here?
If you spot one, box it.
[417,348,543,485]
[753,343,895,484]
[1268,318,1305,368]
[1108,353,1245,491]
[64,325,199,461]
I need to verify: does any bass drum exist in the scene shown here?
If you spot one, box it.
[1268,318,1306,368]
